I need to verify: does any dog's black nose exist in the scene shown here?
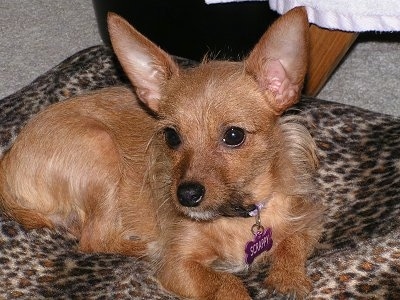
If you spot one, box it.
[177,182,205,207]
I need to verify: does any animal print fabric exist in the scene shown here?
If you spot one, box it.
[0,45,399,299]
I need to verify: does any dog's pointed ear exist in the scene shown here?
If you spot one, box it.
[245,7,309,115]
[107,13,179,112]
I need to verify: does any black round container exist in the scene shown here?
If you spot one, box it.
[92,0,277,60]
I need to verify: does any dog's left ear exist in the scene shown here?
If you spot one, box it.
[107,13,179,112]
[245,7,309,115]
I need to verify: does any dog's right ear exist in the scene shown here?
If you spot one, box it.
[245,7,309,115]
[107,13,179,112]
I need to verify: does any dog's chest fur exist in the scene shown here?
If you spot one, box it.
[152,201,289,273]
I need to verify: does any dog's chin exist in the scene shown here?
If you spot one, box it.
[184,210,219,221]
[179,204,257,221]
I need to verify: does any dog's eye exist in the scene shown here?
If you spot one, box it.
[222,127,245,147]
[164,127,181,149]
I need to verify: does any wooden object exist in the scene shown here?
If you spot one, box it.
[305,24,359,96]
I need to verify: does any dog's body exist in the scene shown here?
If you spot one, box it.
[0,88,158,255]
[0,7,323,299]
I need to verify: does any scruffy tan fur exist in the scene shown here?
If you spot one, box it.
[0,7,323,299]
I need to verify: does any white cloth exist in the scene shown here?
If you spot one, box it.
[205,0,400,32]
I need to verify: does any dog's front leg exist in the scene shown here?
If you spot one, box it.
[265,232,313,298]
[158,259,251,300]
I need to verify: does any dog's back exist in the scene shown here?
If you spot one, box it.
[0,86,158,255]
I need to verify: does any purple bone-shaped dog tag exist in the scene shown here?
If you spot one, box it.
[245,228,273,265]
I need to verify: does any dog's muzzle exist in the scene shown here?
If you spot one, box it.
[177,182,259,220]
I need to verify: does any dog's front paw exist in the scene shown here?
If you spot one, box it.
[265,270,312,299]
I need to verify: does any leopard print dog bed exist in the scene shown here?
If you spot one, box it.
[0,46,399,299]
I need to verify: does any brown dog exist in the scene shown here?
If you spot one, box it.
[0,7,322,299]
